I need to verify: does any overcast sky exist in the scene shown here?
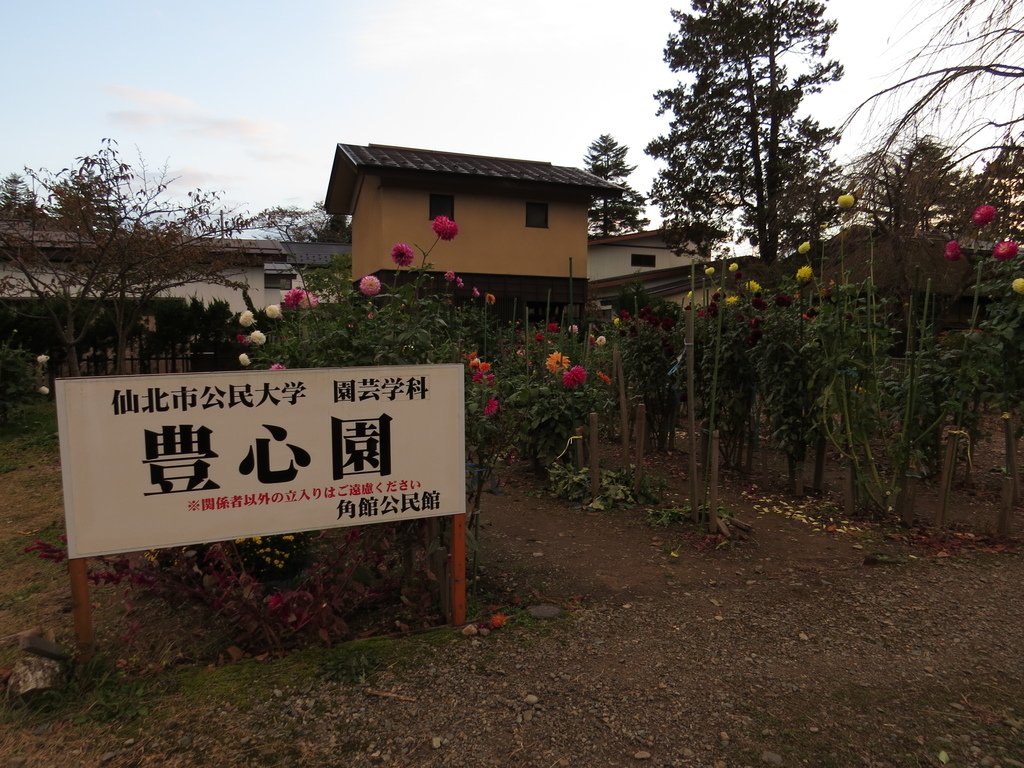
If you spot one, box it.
[3,1,939,225]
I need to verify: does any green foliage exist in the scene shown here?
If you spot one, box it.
[301,253,354,302]
[0,340,37,424]
[613,301,684,450]
[546,462,664,509]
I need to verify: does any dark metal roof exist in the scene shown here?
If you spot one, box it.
[338,143,621,191]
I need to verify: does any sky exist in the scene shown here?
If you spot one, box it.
[2,0,939,227]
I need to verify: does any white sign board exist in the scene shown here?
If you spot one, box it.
[56,365,465,558]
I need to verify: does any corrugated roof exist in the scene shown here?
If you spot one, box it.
[337,143,622,193]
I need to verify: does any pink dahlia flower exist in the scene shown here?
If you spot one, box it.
[993,240,1020,261]
[483,397,499,417]
[432,215,459,241]
[944,240,963,261]
[359,275,382,297]
[472,287,480,298]
[282,288,319,310]
[972,205,997,227]
[391,243,415,267]
[270,363,287,370]
[444,270,456,282]
[562,365,587,389]
[456,277,465,288]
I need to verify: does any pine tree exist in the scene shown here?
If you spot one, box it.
[0,173,37,218]
[584,134,650,239]
[647,0,842,263]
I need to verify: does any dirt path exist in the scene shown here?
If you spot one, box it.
[3,454,1023,768]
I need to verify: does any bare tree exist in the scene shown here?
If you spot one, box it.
[0,140,247,375]
[855,2,1024,157]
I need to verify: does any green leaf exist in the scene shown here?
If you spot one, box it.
[938,750,949,764]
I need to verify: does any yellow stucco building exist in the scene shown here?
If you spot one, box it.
[324,143,620,319]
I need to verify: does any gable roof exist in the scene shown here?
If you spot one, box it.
[325,143,622,215]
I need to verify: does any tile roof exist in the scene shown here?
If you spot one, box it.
[336,143,622,193]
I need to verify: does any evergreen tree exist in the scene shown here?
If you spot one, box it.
[0,173,37,218]
[584,134,650,239]
[647,0,842,263]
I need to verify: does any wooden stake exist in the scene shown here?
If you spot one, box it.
[811,436,826,493]
[449,514,466,626]
[614,348,629,466]
[998,476,1013,537]
[685,307,700,522]
[589,412,600,502]
[897,476,917,528]
[69,558,94,657]
[936,434,959,527]
[1004,416,1019,504]
[633,403,646,494]
[709,429,721,533]
[843,463,856,518]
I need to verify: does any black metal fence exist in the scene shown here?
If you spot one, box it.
[59,348,239,378]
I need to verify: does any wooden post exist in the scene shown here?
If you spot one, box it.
[1004,415,1019,503]
[449,514,467,625]
[69,558,94,657]
[574,426,585,469]
[589,412,600,501]
[811,436,827,493]
[843,463,856,518]
[897,476,917,528]
[685,308,701,522]
[936,434,959,527]
[709,430,721,533]
[614,348,629,466]
[633,403,646,494]
[998,476,1013,537]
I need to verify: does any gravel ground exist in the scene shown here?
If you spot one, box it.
[4,459,1023,768]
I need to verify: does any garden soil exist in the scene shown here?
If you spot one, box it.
[2,438,1023,768]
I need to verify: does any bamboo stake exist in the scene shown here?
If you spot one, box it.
[589,412,600,502]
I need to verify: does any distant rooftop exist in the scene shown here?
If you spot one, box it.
[325,143,622,214]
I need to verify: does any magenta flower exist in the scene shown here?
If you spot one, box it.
[472,287,480,298]
[472,371,484,383]
[359,275,382,297]
[282,288,319,310]
[993,240,1020,261]
[944,240,963,261]
[972,205,997,226]
[456,277,465,288]
[562,365,587,389]
[391,243,415,268]
[483,397,499,417]
[432,215,459,241]
[270,363,287,371]
[444,270,456,282]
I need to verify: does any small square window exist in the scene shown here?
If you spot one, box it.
[526,202,548,228]
[631,253,656,268]
[430,194,454,220]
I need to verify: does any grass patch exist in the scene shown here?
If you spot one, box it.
[0,401,59,467]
